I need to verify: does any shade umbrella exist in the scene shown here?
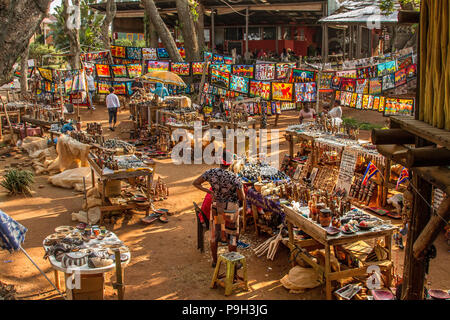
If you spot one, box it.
[0,210,66,299]
[140,70,186,87]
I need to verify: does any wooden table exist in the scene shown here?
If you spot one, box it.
[88,155,155,224]
[209,118,257,130]
[283,204,395,300]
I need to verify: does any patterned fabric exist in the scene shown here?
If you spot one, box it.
[246,188,285,222]
[201,168,242,204]
[210,202,239,246]
[0,210,27,252]
[126,47,142,60]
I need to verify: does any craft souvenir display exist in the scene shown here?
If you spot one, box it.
[61,252,88,268]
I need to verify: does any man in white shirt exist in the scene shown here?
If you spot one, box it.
[86,69,96,110]
[326,104,343,119]
[106,87,120,131]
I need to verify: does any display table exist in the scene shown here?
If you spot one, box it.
[43,229,130,300]
[283,204,395,300]
[87,155,155,224]
[209,118,257,130]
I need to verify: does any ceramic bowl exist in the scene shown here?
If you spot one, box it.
[428,289,450,300]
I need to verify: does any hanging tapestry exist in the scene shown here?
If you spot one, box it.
[395,68,407,87]
[340,78,356,92]
[378,96,386,112]
[203,51,213,61]
[406,64,417,80]
[340,90,346,105]
[38,68,53,82]
[111,65,127,78]
[64,78,73,94]
[294,82,317,102]
[97,81,111,94]
[171,62,190,76]
[355,79,369,94]
[213,54,224,63]
[290,68,316,82]
[377,60,397,77]
[355,93,363,109]
[210,68,230,88]
[111,46,126,58]
[357,66,371,79]
[276,63,296,79]
[230,75,249,94]
[362,94,370,109]
[369,78,382,95]
[271,82,293,101]
[113,58,140,65]
[382,73,396,91]
[192,62,205,75]
[249,80,271,100]
[95,64,111,78]
[142,48,158,60]
[319,72,334,90]
[232,65,254,78]
[224,56,233,64]
[367,95,374,109]
[384,98,414,116]
[335,90,341,102]
[112,82,127,95]
[373,96,380,111]
[126,47,142,60]
[255,63,276,81]
[210,63,232,73]
[331,76,341,90]
[398,56,412,69]
[147,60,170,72]
[126,64,142,78]
[157,48,170,59]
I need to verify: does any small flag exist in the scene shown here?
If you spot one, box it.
[396,167,409,189]
[362,161,380,185]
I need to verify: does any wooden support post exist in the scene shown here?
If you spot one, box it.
[382,158,391,207]
[114,249,124,300]
[325,244,332,300]
[401,139,433,299]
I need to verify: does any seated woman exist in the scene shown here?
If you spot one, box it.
[299,103,316,123]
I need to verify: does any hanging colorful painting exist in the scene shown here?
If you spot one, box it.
[382,73,396,91]
[335,90,341,102]
[340,78,356,92]
[203,51,213,61]
[97,81,112,94]
[357,67,371,79]
[340,91,346,105]
[113,58,140,65]
[249,80,271,100]
[232,65,254,78]
[367,95,374,110]
[379,96,386,112]
[406,64,417,80]
[178,47,186,59]
[271,82,292,101]
[344,91,352,106]
[336,69,357,79]
[276,63,296,79]
[147,60,170,72]
[224,56,233,64]
[290,68,316,82]
[171,62,190,76]
[294,82,317,102]
[350,93,358,108]
[210,63,232,73]
[157,48,170,59]
[126,64,142,78]
[95,64,111,78]
[255,64,275,81]
[398,56,412,69]
[355,93,363,109]
[362,95,370,109]
[384,98,414,116]
[64,78,73,94]
[112,82,127,95]
[111,46,126,58]
[373,96,380,111]
[142,48,158,60]
[230,75,249,94]
[213,54,224,63]
[111,65,127,78]
[126,47,142,60]
[355,79,369,94]
[38,68,53,82]
[211,68,230,88]
[377,60,397,77]
[395,68,407,87]
[319,72,334,91]
[331,76,341,90]
[369,78,382,95]
[192,62,205,75]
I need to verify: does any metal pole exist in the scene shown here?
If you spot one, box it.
[245,7,249,57]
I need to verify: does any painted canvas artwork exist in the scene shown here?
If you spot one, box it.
[276,63,296,79]
[171,62,190,76]
[382,73,396,91]
[192,62,205,75]
[111,65,127,78]
[211,68,230,88]
[147,60,170,72]
[232,65,254,78]
[395,68,407,87]
[255,64,276,81]
[95,64,111,78]
[157,48,170,59]
[294,82,317,102]
[111,46,126,58]
[126,47,142,60]
[355,79,369,94]
[290,68,316,82]
[126,64,142,78]
[271,82,293,101]
[369,78,382,95]
[230,75,249,94]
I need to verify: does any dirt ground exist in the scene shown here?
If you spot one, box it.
[0,104,448,300]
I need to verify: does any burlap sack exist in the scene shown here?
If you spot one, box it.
[280,266,321,293]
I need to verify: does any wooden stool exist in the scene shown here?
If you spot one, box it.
[210,252,248,296]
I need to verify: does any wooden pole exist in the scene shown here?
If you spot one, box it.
[371,128,416,145]
[382,158,390,207]
[113,249,124,300]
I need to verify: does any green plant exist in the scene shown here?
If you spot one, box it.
[0,169,35,196]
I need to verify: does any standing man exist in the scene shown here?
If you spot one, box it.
[106,87,120,131]
[86,69,96,110]
[193,150,245,267]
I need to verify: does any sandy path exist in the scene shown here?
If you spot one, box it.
[0,103,448,300]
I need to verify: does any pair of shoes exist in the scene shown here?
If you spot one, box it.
[111,127,115,131]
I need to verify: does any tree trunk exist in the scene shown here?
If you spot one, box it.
[141,0,183,62]
[20,41,30,94]
[0,0,52,86]
[100,0,116,49]
[176,0,200,61]
[63,0,81,70]
[195,1,206,51]
[145,13,159,48]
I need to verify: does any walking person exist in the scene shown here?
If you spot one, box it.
[86,69,96,110]
[193,150,245,267]
[106,87,120,131]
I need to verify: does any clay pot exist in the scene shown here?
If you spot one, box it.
[319,209,332,227]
